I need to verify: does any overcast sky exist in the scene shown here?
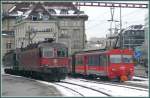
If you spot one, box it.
[80,1,148,40]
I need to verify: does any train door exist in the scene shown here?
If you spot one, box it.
[74,55,85,74]
[99,54,108,76]
[71,54,76,74]
[84,55,88,75]
[86,54,100,76]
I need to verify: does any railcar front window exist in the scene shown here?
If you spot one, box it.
[110,55,121,63]
[42,48,53,58]
[123,55,133,63]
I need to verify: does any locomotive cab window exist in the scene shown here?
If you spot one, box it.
[57,48,67,57]
[42,48,53,58]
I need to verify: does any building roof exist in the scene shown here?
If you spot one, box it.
[8,2,30,13]
[3,2,88,20]
[43,2,77,10]
[25,3,51,19]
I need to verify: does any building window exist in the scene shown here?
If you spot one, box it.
[32,16,38,21]
[38,12,43,19]
[59,29,68,38]
[6,43,12,49]
[48,9,56,14]
[43,15,49,21]
[45,38,52,41]
[60,9,68,14]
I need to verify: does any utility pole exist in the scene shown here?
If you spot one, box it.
[27,26,37,46]
[119,6,123,49]
[27,28,31,45]
[56,19,59,43]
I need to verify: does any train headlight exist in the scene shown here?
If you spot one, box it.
[112,68,116,71]
[130,68,133,71]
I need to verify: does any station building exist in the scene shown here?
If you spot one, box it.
[2,2,88,55]
[1,31,15,57]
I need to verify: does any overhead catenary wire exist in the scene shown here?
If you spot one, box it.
[81,2,147,39]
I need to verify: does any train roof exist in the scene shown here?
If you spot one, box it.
[20,41,67,51]
[74,48,133,55]
[74,48,107,55]
[38,42,67,48]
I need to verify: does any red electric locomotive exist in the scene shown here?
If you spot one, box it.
[3,40,69,81]
[71,48,134,81]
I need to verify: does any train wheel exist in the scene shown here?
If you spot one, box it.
[4,69,12,74]
[41,73,53,82]
[100,76,109,81]
[110,77,120,82]
[88,75,96,80]
[54,78,60,82]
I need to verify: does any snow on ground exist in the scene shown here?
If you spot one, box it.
[36,80,82,97]
[63,78,148,97]
[56,82,107,97]
[133,76,148,81]
[37,80,107,97]
[4,74,148,97]
[2,74,62,96]
[126,76,149,86]
[4,74,80,97]
[126,80,149,86]
[2,72,149,97]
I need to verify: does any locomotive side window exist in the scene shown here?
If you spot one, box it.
[123,55,133,63]
[42,48,53,58]
[110,55,121,63]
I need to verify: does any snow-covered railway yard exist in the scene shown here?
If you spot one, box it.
[2,74,149,97]
[37,77,149,97]
[55,82,110,97]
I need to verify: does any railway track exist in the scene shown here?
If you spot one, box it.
[55,81,112,97]
[77,79,148,92]
[63,77,148,96]
[53,83,84,96]
[4,74,148,97]
[68,75,148,89]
